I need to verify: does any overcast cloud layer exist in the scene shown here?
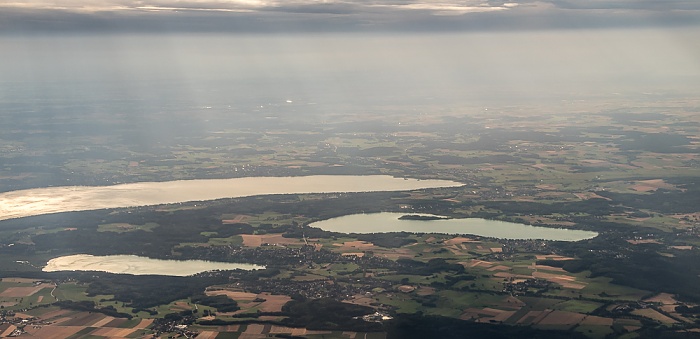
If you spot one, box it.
[2,0,699,33]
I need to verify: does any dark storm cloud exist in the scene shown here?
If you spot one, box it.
[0,1,698,34]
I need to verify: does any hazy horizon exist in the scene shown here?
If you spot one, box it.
[2,29,699,109]
[2,1,699,114]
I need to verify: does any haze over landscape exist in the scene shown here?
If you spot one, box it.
[0,1,699,338]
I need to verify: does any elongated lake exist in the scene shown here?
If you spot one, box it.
[43,254,264,276]
[0,175,462,221]
[309,212,598,241]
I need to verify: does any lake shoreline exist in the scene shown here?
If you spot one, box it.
[0,175,462,221]
[309,212,598,241]
[43,254,265,276]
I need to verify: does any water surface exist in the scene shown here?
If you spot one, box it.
[309,212,597,241]
[0,175,462,221]
[43,254,264,276]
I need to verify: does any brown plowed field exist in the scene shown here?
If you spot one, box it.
[644,293,677,305]
[196,330,219,339]
[58,312,106,326]
[537,310,586,327]
[244,323,266,334]
[632,308,678,324]
[135,318,154,328]
[23,325,84,338]
[444,237,477,245]
[0,284,52,297]
[581,315,614,326]
[238,334,267,339]
[217,325,241,332]
[34,309,71,321]
[91,327,137,337]
[256,292,292,312]
[104,318,129,327]
[91,316,116,327]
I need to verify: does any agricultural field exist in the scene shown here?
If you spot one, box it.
[0,278,56,310]
[10,305,154,338]
[0,100,698,338]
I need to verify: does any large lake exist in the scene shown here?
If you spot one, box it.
[309,212,598,241]
[43,254,264,276]
[0,175,462,221]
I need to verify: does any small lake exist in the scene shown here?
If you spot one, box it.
[0,175,462,221]
[309,212,598,241]
[43,254,265,276]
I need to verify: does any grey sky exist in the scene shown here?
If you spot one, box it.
[2,1,699,104]
[1,0,699,33]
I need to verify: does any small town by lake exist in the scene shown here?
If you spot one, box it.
[0,175,462,221]
[43,254,265,276]
[309,212,598,241]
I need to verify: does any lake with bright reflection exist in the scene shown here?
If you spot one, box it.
[309,212,598,241]
[0,175,462,221]
[43,254,264,276]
